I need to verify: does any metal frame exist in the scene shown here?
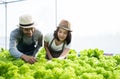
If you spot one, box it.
[0,0,25,49]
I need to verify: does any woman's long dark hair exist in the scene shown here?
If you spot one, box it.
[54,27,72,45]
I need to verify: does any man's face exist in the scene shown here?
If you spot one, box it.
[22,27,35,37]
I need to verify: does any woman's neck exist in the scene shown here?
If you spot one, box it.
[55,39,64,46]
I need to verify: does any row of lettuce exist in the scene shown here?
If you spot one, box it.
[0,48,120,79]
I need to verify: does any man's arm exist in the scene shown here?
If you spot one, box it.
[9,31,23,58]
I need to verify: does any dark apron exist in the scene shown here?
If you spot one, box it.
[17,35,36,56]
[46,38,65,59]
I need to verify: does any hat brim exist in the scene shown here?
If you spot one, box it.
[19,25,35,28]
[18,23,36,28]
[58,26,72,32]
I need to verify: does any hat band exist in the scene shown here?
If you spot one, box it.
[60,25,70,29]
[20,23,34,26]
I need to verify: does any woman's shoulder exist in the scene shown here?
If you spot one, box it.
[45,32,53,37]
[44,32,54,41]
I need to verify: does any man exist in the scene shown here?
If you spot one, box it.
[9,14,43,64]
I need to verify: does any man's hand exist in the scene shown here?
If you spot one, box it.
[21,54,37,64]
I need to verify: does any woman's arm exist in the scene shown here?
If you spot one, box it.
[44,41,53,59]
[58,48,70,59]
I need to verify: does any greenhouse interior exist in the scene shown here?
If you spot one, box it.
[0,0,120,79]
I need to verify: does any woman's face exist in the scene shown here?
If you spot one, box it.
[22,27,35,37]
[57,28,68,42]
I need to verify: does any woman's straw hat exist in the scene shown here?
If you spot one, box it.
[58,19,72,32]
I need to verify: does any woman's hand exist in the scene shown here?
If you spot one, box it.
[21,54,37,64]
[57,56,65,59]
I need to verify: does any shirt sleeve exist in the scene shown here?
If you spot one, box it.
[9,29,23,58]
[65,43,71,49]
[44,33,52,43]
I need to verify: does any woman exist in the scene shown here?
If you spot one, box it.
[44,20,72,60]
